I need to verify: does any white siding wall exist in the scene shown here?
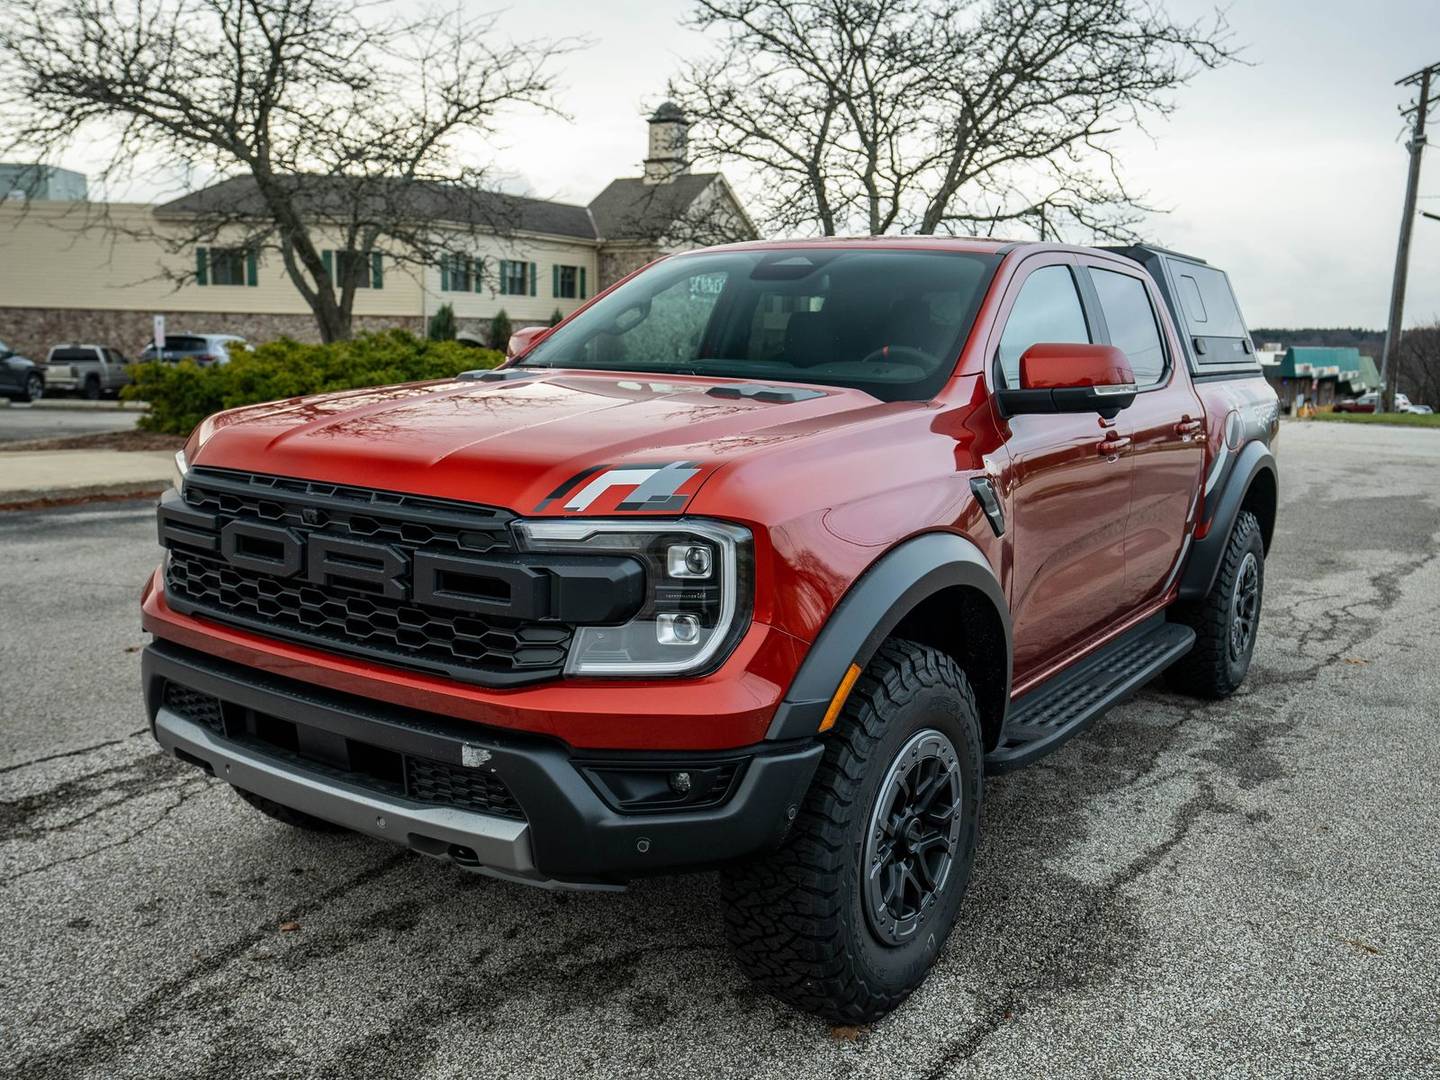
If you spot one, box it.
[0,202,598,324]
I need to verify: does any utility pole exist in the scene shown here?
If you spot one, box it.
[1379,62,1439,413]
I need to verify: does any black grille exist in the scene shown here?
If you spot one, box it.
[405,757,525,819]
[162,676,526,821]
[160,469,572,685]
[163,683,224,733]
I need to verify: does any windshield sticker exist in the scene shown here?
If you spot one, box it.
[537,461,702,513]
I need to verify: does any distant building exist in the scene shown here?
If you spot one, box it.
[0,164,88,202]
[0,103,755,358]
[1264,346,1382,412]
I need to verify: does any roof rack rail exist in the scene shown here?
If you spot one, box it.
[1100,242,1208,266]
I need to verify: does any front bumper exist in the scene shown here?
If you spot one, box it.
[144,642,823,888]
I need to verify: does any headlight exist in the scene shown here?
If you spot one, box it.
[515,519,752,677]
[171,449,188,492]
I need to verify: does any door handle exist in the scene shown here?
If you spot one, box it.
[1097,434,1132,456]
[1176,416,1203,436]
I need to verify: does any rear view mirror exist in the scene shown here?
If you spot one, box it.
[998,343,1138,418]
[506,325,550,360]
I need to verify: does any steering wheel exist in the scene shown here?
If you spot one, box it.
[854,344,940,370]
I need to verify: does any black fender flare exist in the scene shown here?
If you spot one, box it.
[765,531,1011,741]
[1180,439,1277,601]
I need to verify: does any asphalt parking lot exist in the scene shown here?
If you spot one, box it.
[2,420,1437,1079]
[0,404,141,442]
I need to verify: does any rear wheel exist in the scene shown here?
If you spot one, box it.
[722,639,983,1023]
[1167,510,1265,699]
[82,375,101,400]
[18,373,42,403]
[233,787,349,833]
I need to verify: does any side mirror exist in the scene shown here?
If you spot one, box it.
[998,343,1138,418]
[506,324,550,360]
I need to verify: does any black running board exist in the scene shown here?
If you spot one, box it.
[985,619,1196,773]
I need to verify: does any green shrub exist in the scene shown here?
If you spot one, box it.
[427,303,457,341]
[490,309,512,352]
[548,308,564,327]
[124,330,504,435]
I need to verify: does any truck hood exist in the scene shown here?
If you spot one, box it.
[190,370,900,516]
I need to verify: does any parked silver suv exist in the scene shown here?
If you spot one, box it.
[44,344,132,399]
[138,333,250,367]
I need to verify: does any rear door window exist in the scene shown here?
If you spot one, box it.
[164,336,208,352]
[50,348,98,364]
[1090,269,1166,385]
[996,265,1092,387]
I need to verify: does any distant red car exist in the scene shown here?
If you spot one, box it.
[143,238,1278,1021]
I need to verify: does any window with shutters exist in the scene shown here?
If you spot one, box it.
[326,249,383,290]
[499,259,534,296]
[441,253,481,292]
[553,265,585,299]
[196,247,257,287]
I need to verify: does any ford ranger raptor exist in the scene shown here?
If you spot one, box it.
[142,238,1279,1021]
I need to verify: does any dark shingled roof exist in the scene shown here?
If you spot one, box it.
[155,175,598,240]
[586,173,719,241]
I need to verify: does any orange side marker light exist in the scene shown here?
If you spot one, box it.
[818,663,863,733]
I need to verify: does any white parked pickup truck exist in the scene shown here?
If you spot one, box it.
[44,344,133,398]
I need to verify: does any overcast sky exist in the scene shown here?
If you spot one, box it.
[75,0,1440,330]
[470,0,1440,331]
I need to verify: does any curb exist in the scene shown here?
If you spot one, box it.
[0,398,149,411]
[0,481,166,512]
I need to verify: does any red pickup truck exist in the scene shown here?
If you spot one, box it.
[143,238,1278,1021]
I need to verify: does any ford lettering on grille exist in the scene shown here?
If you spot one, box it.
[156,469,640,686]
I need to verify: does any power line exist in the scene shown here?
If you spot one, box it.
[1379,60,1439,412]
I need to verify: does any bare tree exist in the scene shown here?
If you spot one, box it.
[1400,320,1440,409]
[671,0,1237,240]
[0,0,574,340]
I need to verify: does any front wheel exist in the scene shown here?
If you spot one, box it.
[722,639,983,1023]
[18,373,43,403]
[1167,510,1265,699]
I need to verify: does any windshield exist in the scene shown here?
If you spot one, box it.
[518,248,999,401]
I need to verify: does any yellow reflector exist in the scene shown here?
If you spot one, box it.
[818,663,863,733]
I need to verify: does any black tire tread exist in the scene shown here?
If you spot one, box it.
[233,786,349,833]
[722,638,981,1023]
[1167,509,1264,699]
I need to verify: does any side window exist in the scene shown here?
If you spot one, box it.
[1090,268,1166,386]
[996,265,1091,387]
[1169,261,1247,346]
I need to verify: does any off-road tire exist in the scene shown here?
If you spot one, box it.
[234,787,349,833]
[1167,510,1265,699]
[721,639,983,1023]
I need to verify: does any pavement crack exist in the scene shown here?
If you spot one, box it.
[0,774,215,885]
[0,730,148,776]
[0,751,192,845]
[0,852,410,1080]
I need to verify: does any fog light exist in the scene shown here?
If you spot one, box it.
[656,613,701,645]
[667,543,713,578]
[669,771,692,794]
